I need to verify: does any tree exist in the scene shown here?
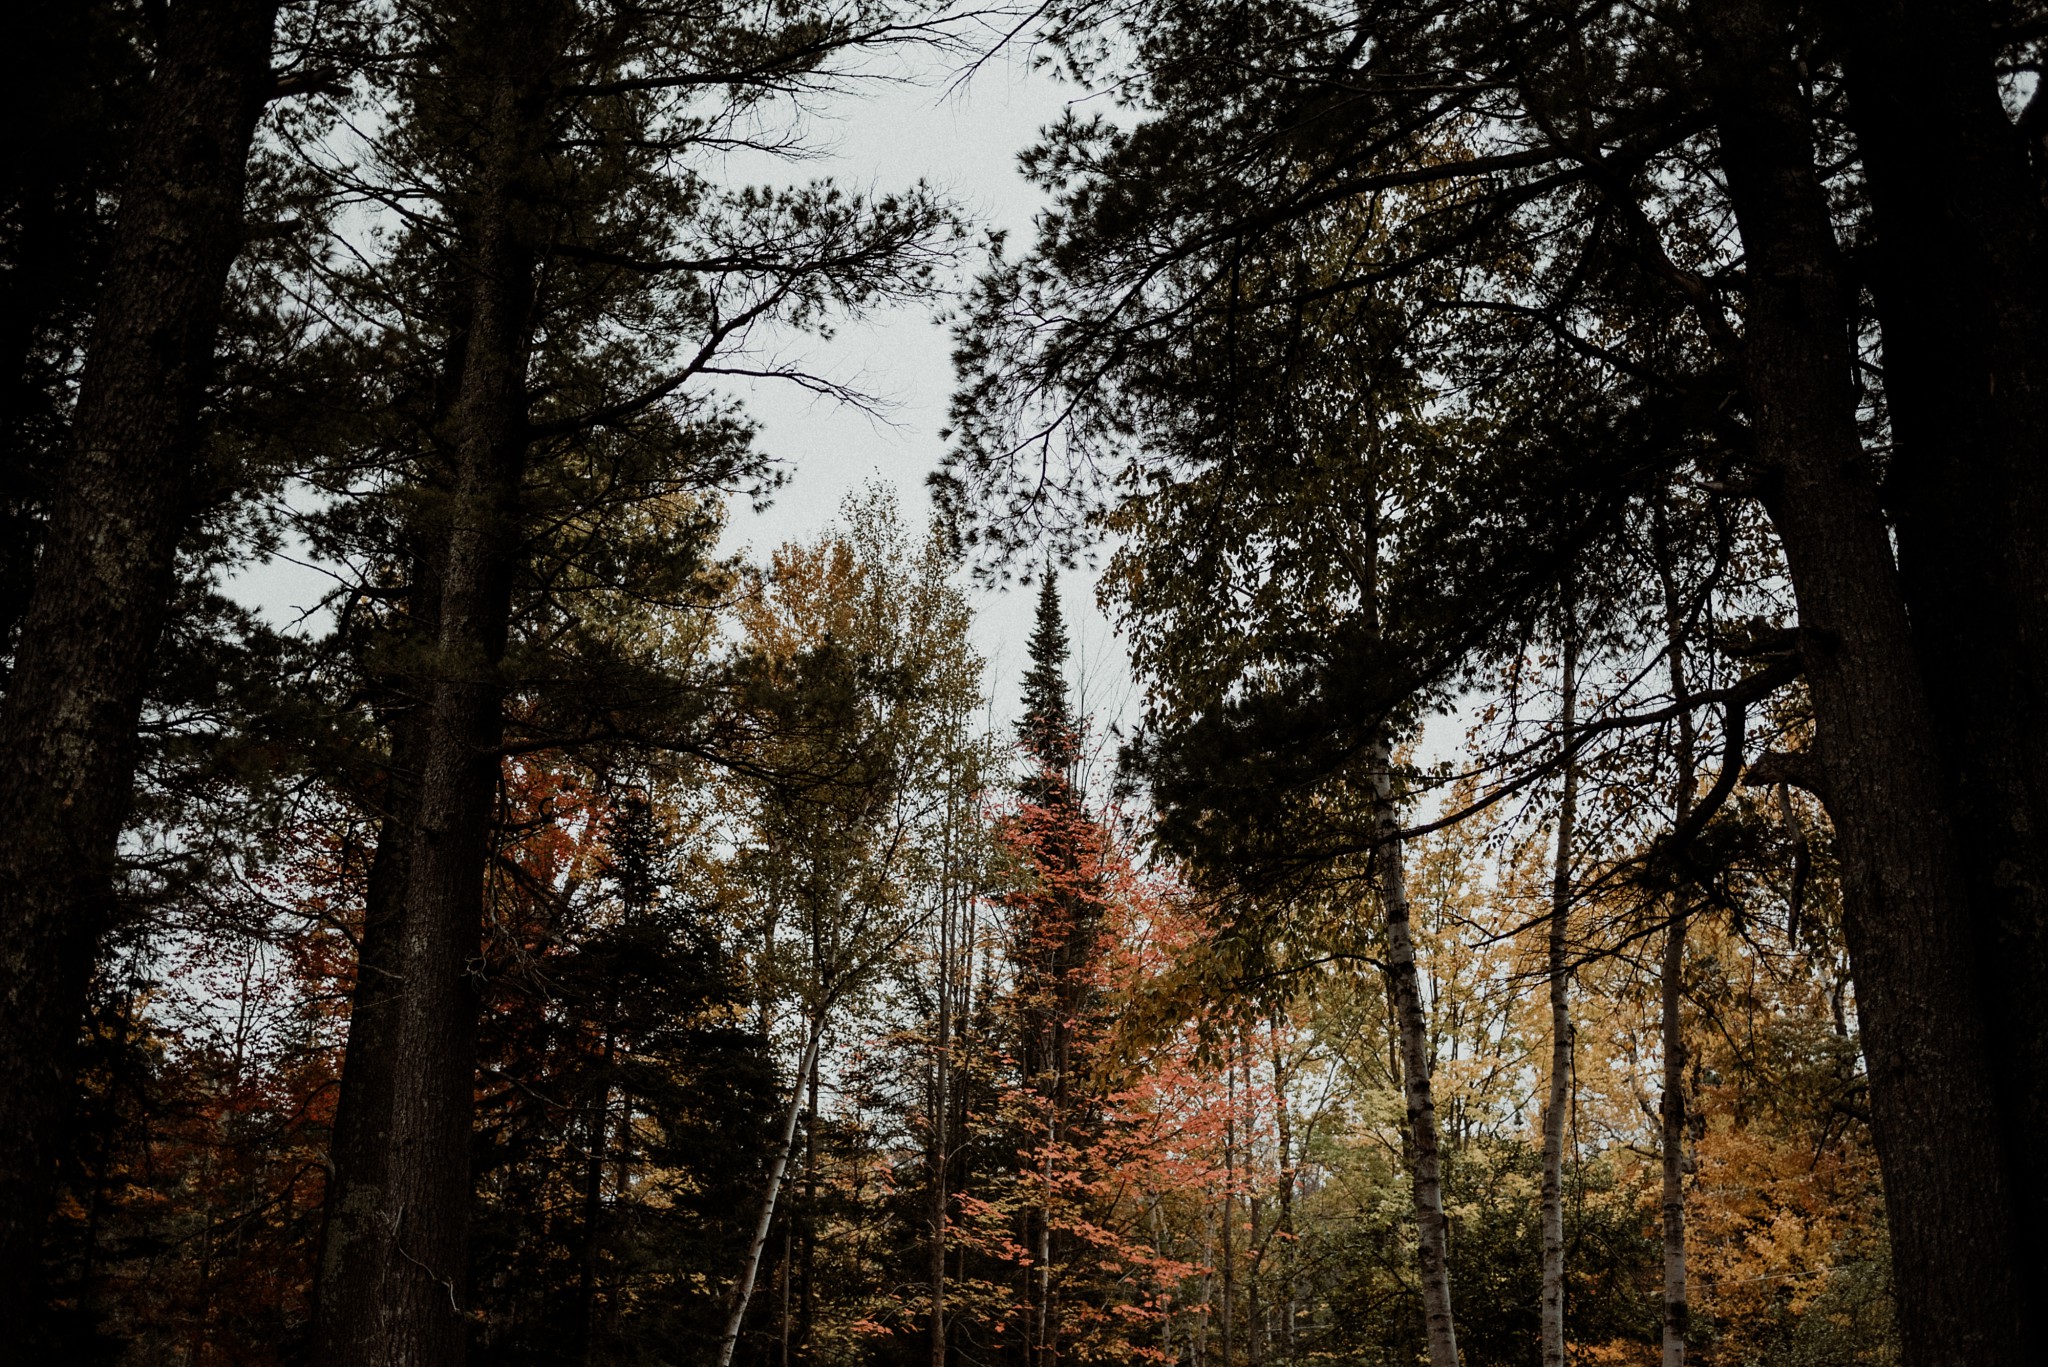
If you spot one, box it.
[466,771,779,1367]
[1539,612,1579,1367]
[938,3,2037,1355]
[0,0,297,1337]
[1003,574,1110,1367]
[715,493,987,1367]
[301,5,958,1360]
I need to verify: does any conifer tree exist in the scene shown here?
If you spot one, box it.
[940,4,2041,1355]
[299,5,955,1359]
[1003,573,1110,1367]
[0,0,299,1336]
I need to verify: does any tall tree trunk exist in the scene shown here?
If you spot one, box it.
[931,845,955,1367]
[1221,1060,1237,1367]
[719,1019,826,1367]
[1834,1,2048,1306]
[1659,906,1689,1367]
[1696,3,2031,1361]
[1270,1017,1296,1361]
[0,0,277,1336]
[1539,629,1578,1367]
[576,1023,616,1365]
[0,3,145,658]
[310,798,415,1342]
[800,1054,819,1355]
[1371,744,1460,1367]
[1035,1116,1055,1367]
[310,13,558,1358]
[1652,521,1697,1367]
[1241,1045,1264,1367]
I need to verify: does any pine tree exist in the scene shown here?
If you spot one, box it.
[1017,574,1080,792]
[1002,573,1110,1367]
[0,0,290,1336]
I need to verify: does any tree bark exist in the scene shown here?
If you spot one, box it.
[1659,907,1688,1367]
[576,1023,616,1365]
[1652,516,1697,1367]
[1371,744,1460,1367]
[1270,1016,1296,1362]
[0,0,277,1337]
[1221,1060,1237,1367]
[309,798,416,1350]
[719,1020,826,1367]
[1833,1,2048,1306]
[1697,3,2031,1361]
[309,12,559,1359]
[931,840,955,1367]
[1538,630,1577,1367]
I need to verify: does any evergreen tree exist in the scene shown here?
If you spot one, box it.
[1001,574,1111,1367]
[940,4,2043,1355]
[0,0,313,1337]
[298,5,956,1359]
[469,776,777,1367]
[1017,574,1079,791]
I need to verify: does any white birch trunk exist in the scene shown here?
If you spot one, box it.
[1372,745,1460,1367]
[1540,632,1579,1367]
[718,1018,826,1367]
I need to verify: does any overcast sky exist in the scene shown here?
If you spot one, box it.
[709,47,1137,736]
[229,43,1137,743]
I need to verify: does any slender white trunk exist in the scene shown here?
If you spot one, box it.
[1373,744,1460,1367]
[1540,632,1579,1367]
[718,1018,826,1367]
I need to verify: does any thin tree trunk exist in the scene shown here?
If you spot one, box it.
[1652,516,1696,1367]
[1221,1060,1237,1367]
[1241,1045,1264,1367]
[1036,1117,1055,1367]
[1659,905,1688,1367]
[1539,627,1578,1367]
[1697,4,2031,1360]
[0,0,277,1335]
[778,1227,794,1367]
[1371,745,1460,1367]
[576,1023,616,1366]
[931,843,954,1367]
[1270,1016,1296,1361]
[800,1053,819,1355]
[719,1019,826,1367]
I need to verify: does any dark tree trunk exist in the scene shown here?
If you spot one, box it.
[1652,523,1696,1367]
[1834,1,2048,1302]
[310,15,556,1360]
[1269,1017,1296,1361]
[0,0,277,1338]
[576,1025,616,1365]
[310,796,417,1348]
[1658,907,1688,1367]
[1220,1062,1236,1367]
[1697,2,2032,1361]
[1538,629,1576,1367]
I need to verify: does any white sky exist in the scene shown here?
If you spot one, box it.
[709,49,1136,737]
[229,45,1136,744]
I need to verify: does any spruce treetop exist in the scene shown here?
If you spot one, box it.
[1018,572,1081,788]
